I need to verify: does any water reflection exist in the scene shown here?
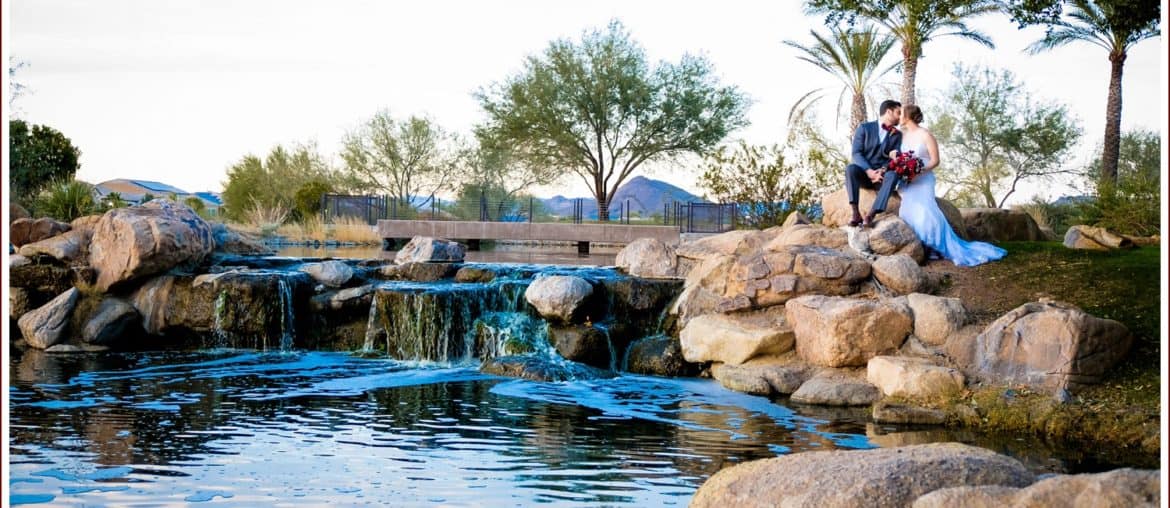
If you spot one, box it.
[276,243,620,266]
[8,349,1142,506]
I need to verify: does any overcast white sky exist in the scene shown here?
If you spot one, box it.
[4,0,1165,204]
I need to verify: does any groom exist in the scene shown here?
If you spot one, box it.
[845,99,902,227]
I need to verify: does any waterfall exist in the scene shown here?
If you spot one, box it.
[593,323,618,372]
[377,279,535,363]
[212,291,230,349]
[277,278,296,351]
[362,298,381,353]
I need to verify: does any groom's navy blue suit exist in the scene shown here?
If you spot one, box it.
[845,120,903,213]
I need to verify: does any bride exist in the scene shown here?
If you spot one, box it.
[891,105,1006,267]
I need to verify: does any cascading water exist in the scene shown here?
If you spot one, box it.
[375,279,536,363]
[277,278,296,351]
[361,297,381,353]
[212,291,231,349]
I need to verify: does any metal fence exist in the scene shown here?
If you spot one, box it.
[322,193,734,233]
[665,201,738,233]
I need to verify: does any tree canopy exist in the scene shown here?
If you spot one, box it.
[9,119,82,204]
[339,110,459,206]
[804,0,998,105]
[933,64,1081,207]
[220,143,333,221]
[476,20,749,220]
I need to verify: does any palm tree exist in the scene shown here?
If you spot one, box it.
[806,0,999,105]
[784,25,899,133]
[1025,0,1159,187]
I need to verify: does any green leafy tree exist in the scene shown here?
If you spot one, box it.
[456,134,560,211]
[221,143,331,221]
[784,25,900,133]
[933,64,1081,208]
[339,110,458,206]
[1019,0,1159,188]
[32,179,98,222]
[184,196,207,216]
[293,180,335,221]
[476,20,749,221]
[9,119,82,203]
[1079,128,1159,235]
[805,0,998,106]
[699,140,832,229]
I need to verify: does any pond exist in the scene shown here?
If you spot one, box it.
[8,348,1127,507]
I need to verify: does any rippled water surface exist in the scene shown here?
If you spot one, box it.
[8,349,1124,506]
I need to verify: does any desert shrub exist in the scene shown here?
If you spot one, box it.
[32,179,99,222]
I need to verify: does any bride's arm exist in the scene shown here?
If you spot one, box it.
[923,132,941,172]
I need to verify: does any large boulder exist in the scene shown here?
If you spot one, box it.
[524,275,593,323]
[725,246,872,309]
[89,200,216,292]
[18,228,92,265]
[548,324,611,369]
[1063,224,1135,251]
[867,356,965,400]
[210,223,275,255]
[787,295,913,367]
[624,335,698,377]
[710,357,815,395]
[692,442,1035,508]
[394,236,465,264]
[965,300,1132,391]
[820,187,902,228]
[789,373,881,406]
[10,217,71,248]
[906,293,969,346]
[676,229,777,262]
[763,224,848,251]
[131,271,313,347]
[872,254,929,295]
[480,355,616,382]
[298,260,355,288]
[17,288,80,349]
[80,297,140,346]
[615,238,679,278]
[935,199,969,240]
[867,216,926,262]
[961,208,1045,242]
[913,468,1159,508]
[10,203,31,223]
[679,308,793,365]
[380,262,457,282]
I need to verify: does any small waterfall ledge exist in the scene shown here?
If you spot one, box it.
[54,257,685,379]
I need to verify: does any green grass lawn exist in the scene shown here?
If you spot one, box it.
[945,241,1161,458]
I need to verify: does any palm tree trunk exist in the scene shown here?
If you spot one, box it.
[850,92,866,134]
[1101,51,1125,188]
[900,46,918,106]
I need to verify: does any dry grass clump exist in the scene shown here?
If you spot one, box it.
[330,215,379,243]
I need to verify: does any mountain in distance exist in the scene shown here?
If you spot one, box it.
[541,176,707,218]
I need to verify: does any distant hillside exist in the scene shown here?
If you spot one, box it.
[541,176,706,218]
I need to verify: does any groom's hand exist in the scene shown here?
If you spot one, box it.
[867,168,883,183]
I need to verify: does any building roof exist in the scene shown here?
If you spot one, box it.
[193,191,223,206]
[95,179,190,197]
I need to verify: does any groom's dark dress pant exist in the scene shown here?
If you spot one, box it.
[846,164,899,213]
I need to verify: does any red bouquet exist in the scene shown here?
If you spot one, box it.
[888,150,923,184]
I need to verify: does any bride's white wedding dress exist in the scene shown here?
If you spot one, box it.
[897,136,1006,267]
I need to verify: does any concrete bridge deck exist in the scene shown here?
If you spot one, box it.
[377,220,680,253]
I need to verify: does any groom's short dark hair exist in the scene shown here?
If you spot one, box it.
[879,100,902,115]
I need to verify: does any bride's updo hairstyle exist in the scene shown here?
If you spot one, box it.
[904,105,924,124]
